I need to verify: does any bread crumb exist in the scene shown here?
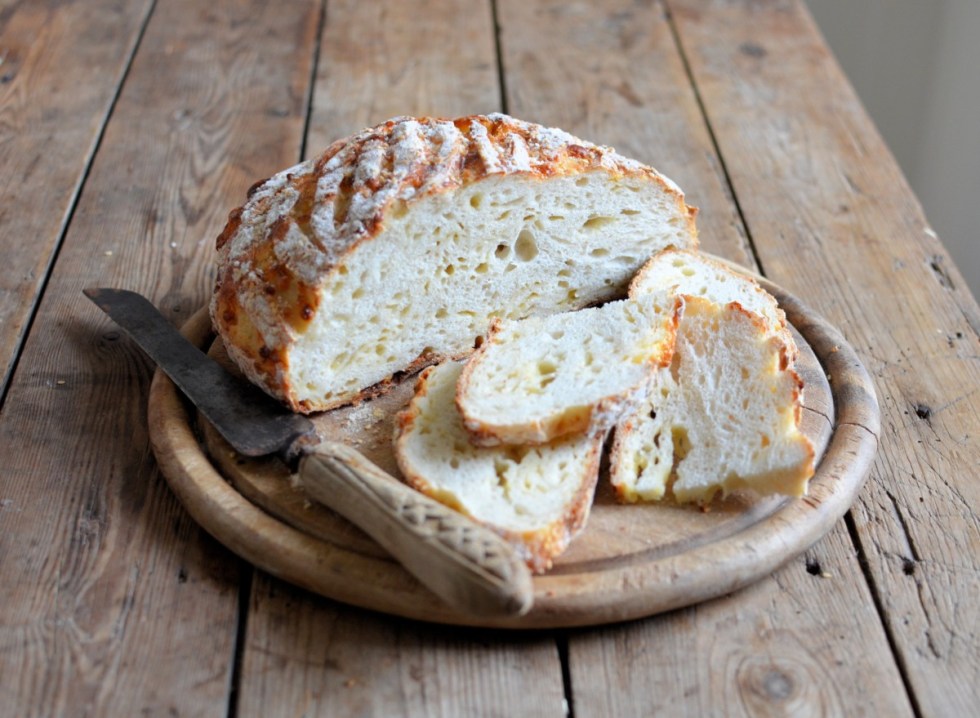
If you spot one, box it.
[104,250,113,256]
[344,678,358,688]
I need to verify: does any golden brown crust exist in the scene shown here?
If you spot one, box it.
[210,114,698,412]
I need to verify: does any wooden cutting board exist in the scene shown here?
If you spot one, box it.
[147,277,878,628]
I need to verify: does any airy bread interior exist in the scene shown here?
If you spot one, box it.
[288,173,695,410]
[630,249,788,334]
[394,361,604,573]
[456,294,680,446]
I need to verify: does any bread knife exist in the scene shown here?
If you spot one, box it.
[83,288,533,617]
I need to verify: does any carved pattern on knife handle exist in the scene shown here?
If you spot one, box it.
[297,440,534,617]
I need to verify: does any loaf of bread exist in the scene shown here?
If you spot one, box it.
[610,254,814,503]
[211,114,698,413]
[456,294,681,446]
[394,361,604,573]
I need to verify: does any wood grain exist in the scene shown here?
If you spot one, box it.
[0,0,320,715]
[667,0,980,714]
[305,0,499,154]
[0,0,153,392]
[568,525,914,717]
[239,585,566,717]
[0,0,975,713]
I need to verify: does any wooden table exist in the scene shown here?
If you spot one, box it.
[2,1,977,715]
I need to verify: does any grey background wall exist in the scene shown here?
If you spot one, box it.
[805,0,979,298]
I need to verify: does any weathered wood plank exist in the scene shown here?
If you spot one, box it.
[569,528,914,716]
[235,1,565,715]
[305,0,500,153]
[667,0,980,714]
[498,0,914,713]
[241,581,566,716]
[0,0,320,714]
[0,0,153,393]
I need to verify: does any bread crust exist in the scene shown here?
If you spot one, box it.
[211,114,698,412]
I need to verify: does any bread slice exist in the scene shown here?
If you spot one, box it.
[211,114,698,413]
[455,293,681,446]
[630,249,787,335]
[394,361,604,573]
[611,259,814,503]
[629,248,796,360]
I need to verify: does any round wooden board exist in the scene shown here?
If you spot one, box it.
[148,276,879,628]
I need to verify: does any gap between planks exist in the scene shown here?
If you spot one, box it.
[844,512,925,718]
[0,0,159,410]
[490,2,572,709]
[490,0,511,116]
[660,0,767,279]
[659,0,929,713]
[225,1,328,716]
[658,0,885,652]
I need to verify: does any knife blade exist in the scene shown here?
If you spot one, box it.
[84,288,315,459]
[84,288,533,617]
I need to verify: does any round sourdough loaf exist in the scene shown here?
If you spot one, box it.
[211,114,698,413]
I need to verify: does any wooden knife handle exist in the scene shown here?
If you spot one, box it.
[297,440,534,617]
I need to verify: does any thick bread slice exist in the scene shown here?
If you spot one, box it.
[394,361,604,573]
[630,248,787,334]
[456,293,681,446]
[629,248,797,360]
[610,295,814,503]
[211,114,698,413]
